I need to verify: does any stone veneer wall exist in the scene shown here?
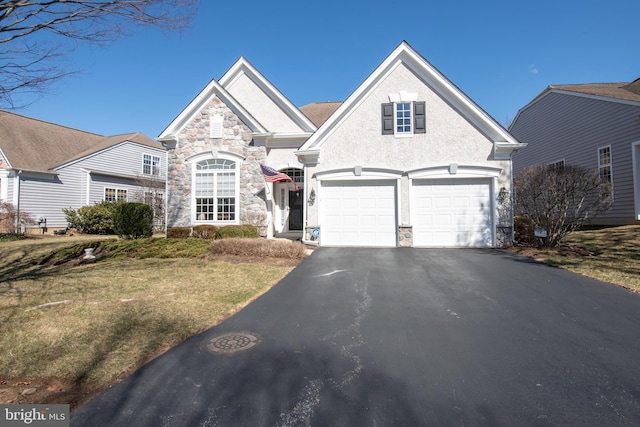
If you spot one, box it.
[166,97,268,231]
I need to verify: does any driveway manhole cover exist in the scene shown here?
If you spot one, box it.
[204,332,262,355]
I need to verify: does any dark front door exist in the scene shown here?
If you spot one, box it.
[289,190,303,231]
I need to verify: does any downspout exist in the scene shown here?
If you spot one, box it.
[14,170,21,233]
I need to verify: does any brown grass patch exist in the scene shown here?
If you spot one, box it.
[508,225,640,292]
[209,238,310,266]
[0,237,304,410]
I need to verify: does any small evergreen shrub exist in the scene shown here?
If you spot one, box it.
[192,225,218,239]
[215,224,258,239]
[166,227,192,238]
[514,216,534,244]
[112,202,154,239]
[63,201,120,234]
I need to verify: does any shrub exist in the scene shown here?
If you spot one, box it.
[192,225,218,239]
[513,216,534,244]
[215,224,258,240]
[514,164,612,247]
[210,238,308,259]
[112,202,154,239]
[63,201,120,234]
[166,227,192,238]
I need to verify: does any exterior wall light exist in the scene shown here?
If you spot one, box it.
[308,188,316,206]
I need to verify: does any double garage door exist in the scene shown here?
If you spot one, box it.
[320,178,493,247]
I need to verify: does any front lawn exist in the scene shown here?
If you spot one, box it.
[509,225,640,292]
[0,236,307,409]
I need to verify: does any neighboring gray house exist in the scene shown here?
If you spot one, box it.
[159,41,525,247]
[0,110,166,233]
[509,78,640,225]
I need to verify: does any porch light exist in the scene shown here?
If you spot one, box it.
[308,188,316,206]
[498,187,509,203]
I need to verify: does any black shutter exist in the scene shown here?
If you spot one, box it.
[381,103,394,135]
[414,101,426,133]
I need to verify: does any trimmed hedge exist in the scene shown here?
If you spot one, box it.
[215,224,258,239]
[166,227,191,238]
[192,225,218,239]
[166,224,258,239]
[112,202,154,239]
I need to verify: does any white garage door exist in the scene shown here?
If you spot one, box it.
[412,178,493,247]
[321,180,397,247]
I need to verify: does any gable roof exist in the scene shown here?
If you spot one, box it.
[158,77,268,141]
[300,102,343,127]
[297,41,522,154]
[548,79,640,103]
[219,57,317,134]
[0,110,161,173]
[510,78,640,129]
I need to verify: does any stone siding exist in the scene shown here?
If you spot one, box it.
[166,97,268,230]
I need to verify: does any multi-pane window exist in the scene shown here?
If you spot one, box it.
[395,103,412,134]
[194,159,236,222]
[598,146,613,200]
[548,160,565,171]
[104,188,127,202]
[143,154,161,175]
[382,101,426,135]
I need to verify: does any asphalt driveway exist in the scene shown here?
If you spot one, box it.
[72,248,640,426]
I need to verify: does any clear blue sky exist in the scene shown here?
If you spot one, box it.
[15,0,640,138]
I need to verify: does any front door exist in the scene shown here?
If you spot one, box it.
[275,183,303,234]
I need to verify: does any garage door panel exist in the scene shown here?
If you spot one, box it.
[321,181,397,247]
[413,178,493,247]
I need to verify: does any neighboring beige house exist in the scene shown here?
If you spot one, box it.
[159,41,525,247]
[510,78,640,225]
[0,110,165,233]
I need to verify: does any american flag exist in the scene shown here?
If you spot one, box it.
[260,164,298,190]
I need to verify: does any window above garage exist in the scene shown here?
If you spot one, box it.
[382,92,425,136]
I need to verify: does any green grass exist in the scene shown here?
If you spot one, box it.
[0,235,303,407]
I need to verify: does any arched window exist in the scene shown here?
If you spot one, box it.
[194,158,237,222]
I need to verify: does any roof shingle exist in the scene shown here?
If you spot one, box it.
[0,110,162,172]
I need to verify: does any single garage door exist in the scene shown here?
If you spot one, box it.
[321,180,397,246]
[412,178,493,247]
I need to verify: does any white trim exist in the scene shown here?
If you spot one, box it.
[189,151,241,226]
[104,186,128,202]
[315,167,403,181]
[598,144,614,201]
[142,152,162,176]
[158,79,267,140]
[0,169,9,202]
[186,150,245,164]
[219,57,317,133]
[408,165,503,179]
[632,141,640,220]
[297,41,521,158]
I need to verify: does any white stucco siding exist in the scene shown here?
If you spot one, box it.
[317,64,496,172]
[265,148,304,171]
[225,74,304,133]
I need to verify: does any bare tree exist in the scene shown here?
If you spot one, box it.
[0,199,35,233]
[131,173,165,231]
[513,164,612,247]
[0,0,198,107]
